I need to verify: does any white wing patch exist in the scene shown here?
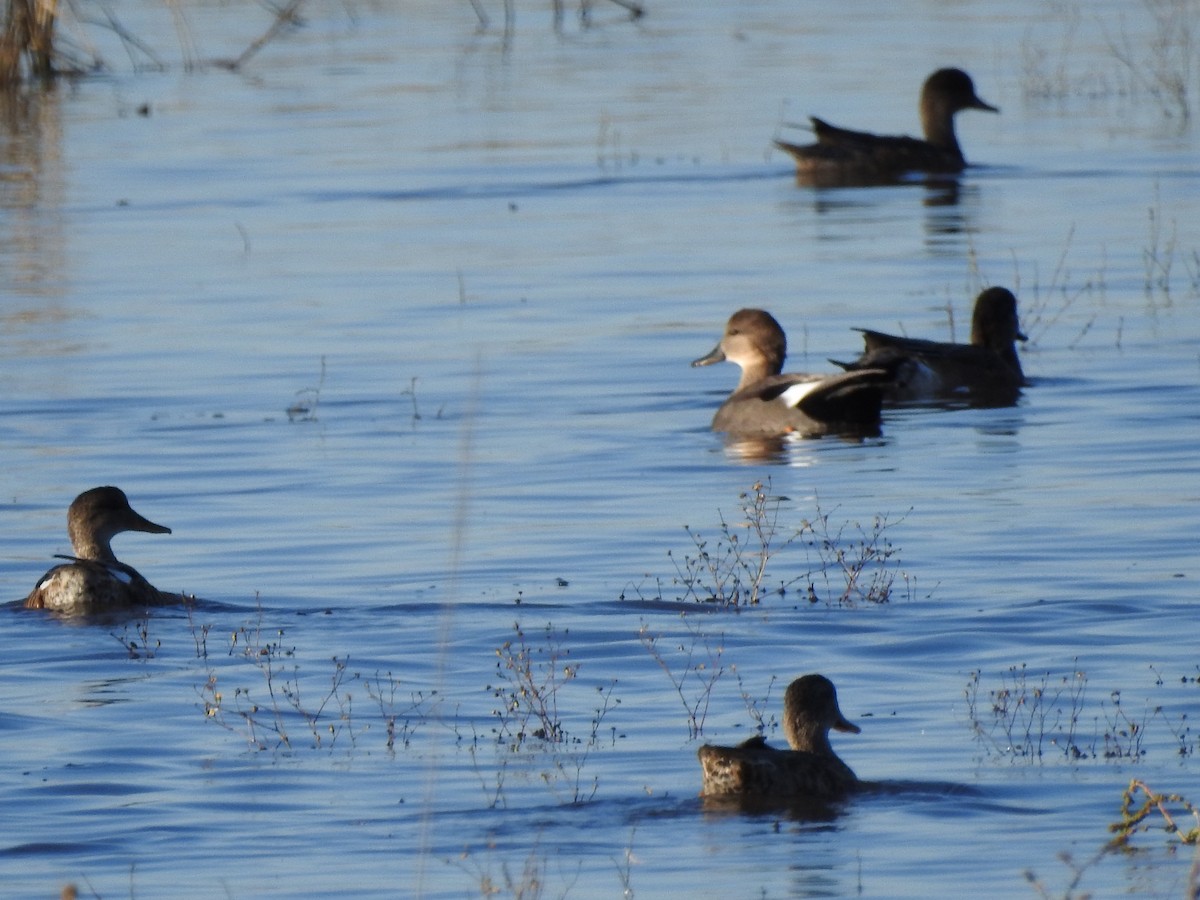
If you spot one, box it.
[778,378,821,408]
[107,566,134,585]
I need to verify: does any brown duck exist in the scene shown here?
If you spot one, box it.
[692,309,889,438]
[698,674,860,802]
[775,68,998,183]
[25,486,176,615]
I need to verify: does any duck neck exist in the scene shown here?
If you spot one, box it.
[997,345,1025,378]
[972,322,1025,378]
[921,105,963,159]
[734,359,775,392]
[69,525,116,563]
[784,717,834,755]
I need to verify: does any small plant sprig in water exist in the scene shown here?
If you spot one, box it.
[799,504,912,607]
[638,615,724,740]
[1024,848,1110,900]
[1025,779,1200,899]
[286,356,326,422]
[1019,0,1198,122]
[484,621,620,805]
[362,670,432,753]
[631,480,912,609]
[194,604,354,751]
[966,663,1168,762]
[491,621,576,746]
[736,670,779,738]
[1110,779,1200,847]
[111,615,158,659]
[965,663,1089,760]
[669,480,787,606]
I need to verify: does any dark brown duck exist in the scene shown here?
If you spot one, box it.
[775,68,998,182]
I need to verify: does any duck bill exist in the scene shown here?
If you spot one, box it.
[129,512,172,535]
[1016,327,1029,342]
[692,344,726,368]
[833,715,861,735]
[972,96,999,114]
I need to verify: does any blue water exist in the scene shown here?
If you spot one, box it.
[2,0,1199,896]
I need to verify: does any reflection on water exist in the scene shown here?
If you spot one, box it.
[791,176,983,254]
[0,87,67,306]
[717,431,884,466]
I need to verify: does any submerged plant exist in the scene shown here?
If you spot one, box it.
[1024,848,1110,900]
[286,356,326,422]
[799,505,912,607]
[665,481,791,607]
[736,670,780,738]
[110,615,159,660]
[1101,0,1198,121]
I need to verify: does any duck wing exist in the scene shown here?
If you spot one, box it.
[776,118,960,176]
[698,740,857,800]
[838,330,1021,404]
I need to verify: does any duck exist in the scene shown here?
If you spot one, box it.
[775,68,998,182]
[698,674,860,802]
[25,486,176,615]
[692,308,888,438]
[833,286,1027,405]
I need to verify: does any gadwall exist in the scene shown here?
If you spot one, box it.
[698,674,860,801]
[775,68,998,182]
[25,486,175,614]
[834,286,1027,405]
[692,309,888,438]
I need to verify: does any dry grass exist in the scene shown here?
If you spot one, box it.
[1020,0,1199,122]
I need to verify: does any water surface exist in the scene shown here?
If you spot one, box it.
[2,0,1199,896]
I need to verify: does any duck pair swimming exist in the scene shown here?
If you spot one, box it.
[699,674,860,803]
[24,486,178,615]
[775,68,998,183]
[693,287,1026,438]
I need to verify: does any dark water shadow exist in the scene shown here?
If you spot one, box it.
[694,777,1030,822]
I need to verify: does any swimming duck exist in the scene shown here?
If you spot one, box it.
[834,286,1027,405]
[698,674,860,801]
[775,68,998,182]
[692,308,888,438]
[25,486,175,614]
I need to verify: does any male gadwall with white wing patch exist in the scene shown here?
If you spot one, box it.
[25,486,178,615]
[692,308,888,438]
[834,286,1027,405]
[775,68,998,182]
[698,674,860,802]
